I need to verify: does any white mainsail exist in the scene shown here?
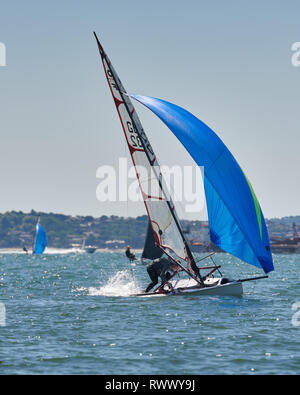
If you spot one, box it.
[94,33,188,260]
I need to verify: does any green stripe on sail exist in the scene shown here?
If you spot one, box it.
[244,174,263,240]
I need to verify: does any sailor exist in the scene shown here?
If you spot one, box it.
[125,245,136,261]
[145,257,178,293]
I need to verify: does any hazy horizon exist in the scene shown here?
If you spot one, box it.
[1,1,299,220]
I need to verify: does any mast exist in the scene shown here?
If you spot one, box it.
[94,33,202,281]
[293,223,299,240]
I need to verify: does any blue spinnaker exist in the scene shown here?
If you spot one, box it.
[33,224,47,254]
[129,94,274,273]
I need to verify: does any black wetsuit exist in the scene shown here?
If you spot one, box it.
[145,257,175,293]
[125,249,135,261]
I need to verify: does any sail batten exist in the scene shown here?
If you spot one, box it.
[129,94,274,274]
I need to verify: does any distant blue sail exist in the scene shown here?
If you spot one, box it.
[33,223,47,254]
[129,94,274,273]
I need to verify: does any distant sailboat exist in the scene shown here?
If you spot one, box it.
[94,33,274,296]
[72,239,97,254]
[81,239,97,254]
[32,215,47,254]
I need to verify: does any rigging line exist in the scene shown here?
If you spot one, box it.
[153,268,182,294]
[125,185,136,280]
[124,139,135,280]
[210,254,223,277]
[162,247,204,286]
[194,252,216,264]
[125,141,130,250]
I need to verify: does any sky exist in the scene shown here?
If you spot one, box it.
[0,0,299,220]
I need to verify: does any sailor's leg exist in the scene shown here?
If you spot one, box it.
[163,272,174,292]
[145,281,157,293]
[146,268,158,292]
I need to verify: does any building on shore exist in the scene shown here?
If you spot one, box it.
[270,222,300,253]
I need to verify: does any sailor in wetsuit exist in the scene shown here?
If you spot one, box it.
[125,245,136,261]
[145,257,178,293]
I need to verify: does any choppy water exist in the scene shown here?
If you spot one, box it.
[0,251,299,375]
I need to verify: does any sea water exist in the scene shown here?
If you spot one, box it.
[0,251,299,375]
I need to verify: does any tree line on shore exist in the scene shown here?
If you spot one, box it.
[0,210,298,249]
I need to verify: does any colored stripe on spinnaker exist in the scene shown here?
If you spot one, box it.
[244,173,263,241]
[129,94,274,273]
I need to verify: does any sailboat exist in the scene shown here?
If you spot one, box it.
[32,215,47,254]
[94,33,274,296]
[81,239,97,254]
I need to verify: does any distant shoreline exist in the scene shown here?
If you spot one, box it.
[0,248,144,254]
[0,211,299,251]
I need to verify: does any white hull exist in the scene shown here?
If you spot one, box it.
[71,247,97,254]
[133,277,243,297]
[167,277,243,296]
[84,247,97,253]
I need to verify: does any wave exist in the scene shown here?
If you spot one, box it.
[84,270,142,297]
